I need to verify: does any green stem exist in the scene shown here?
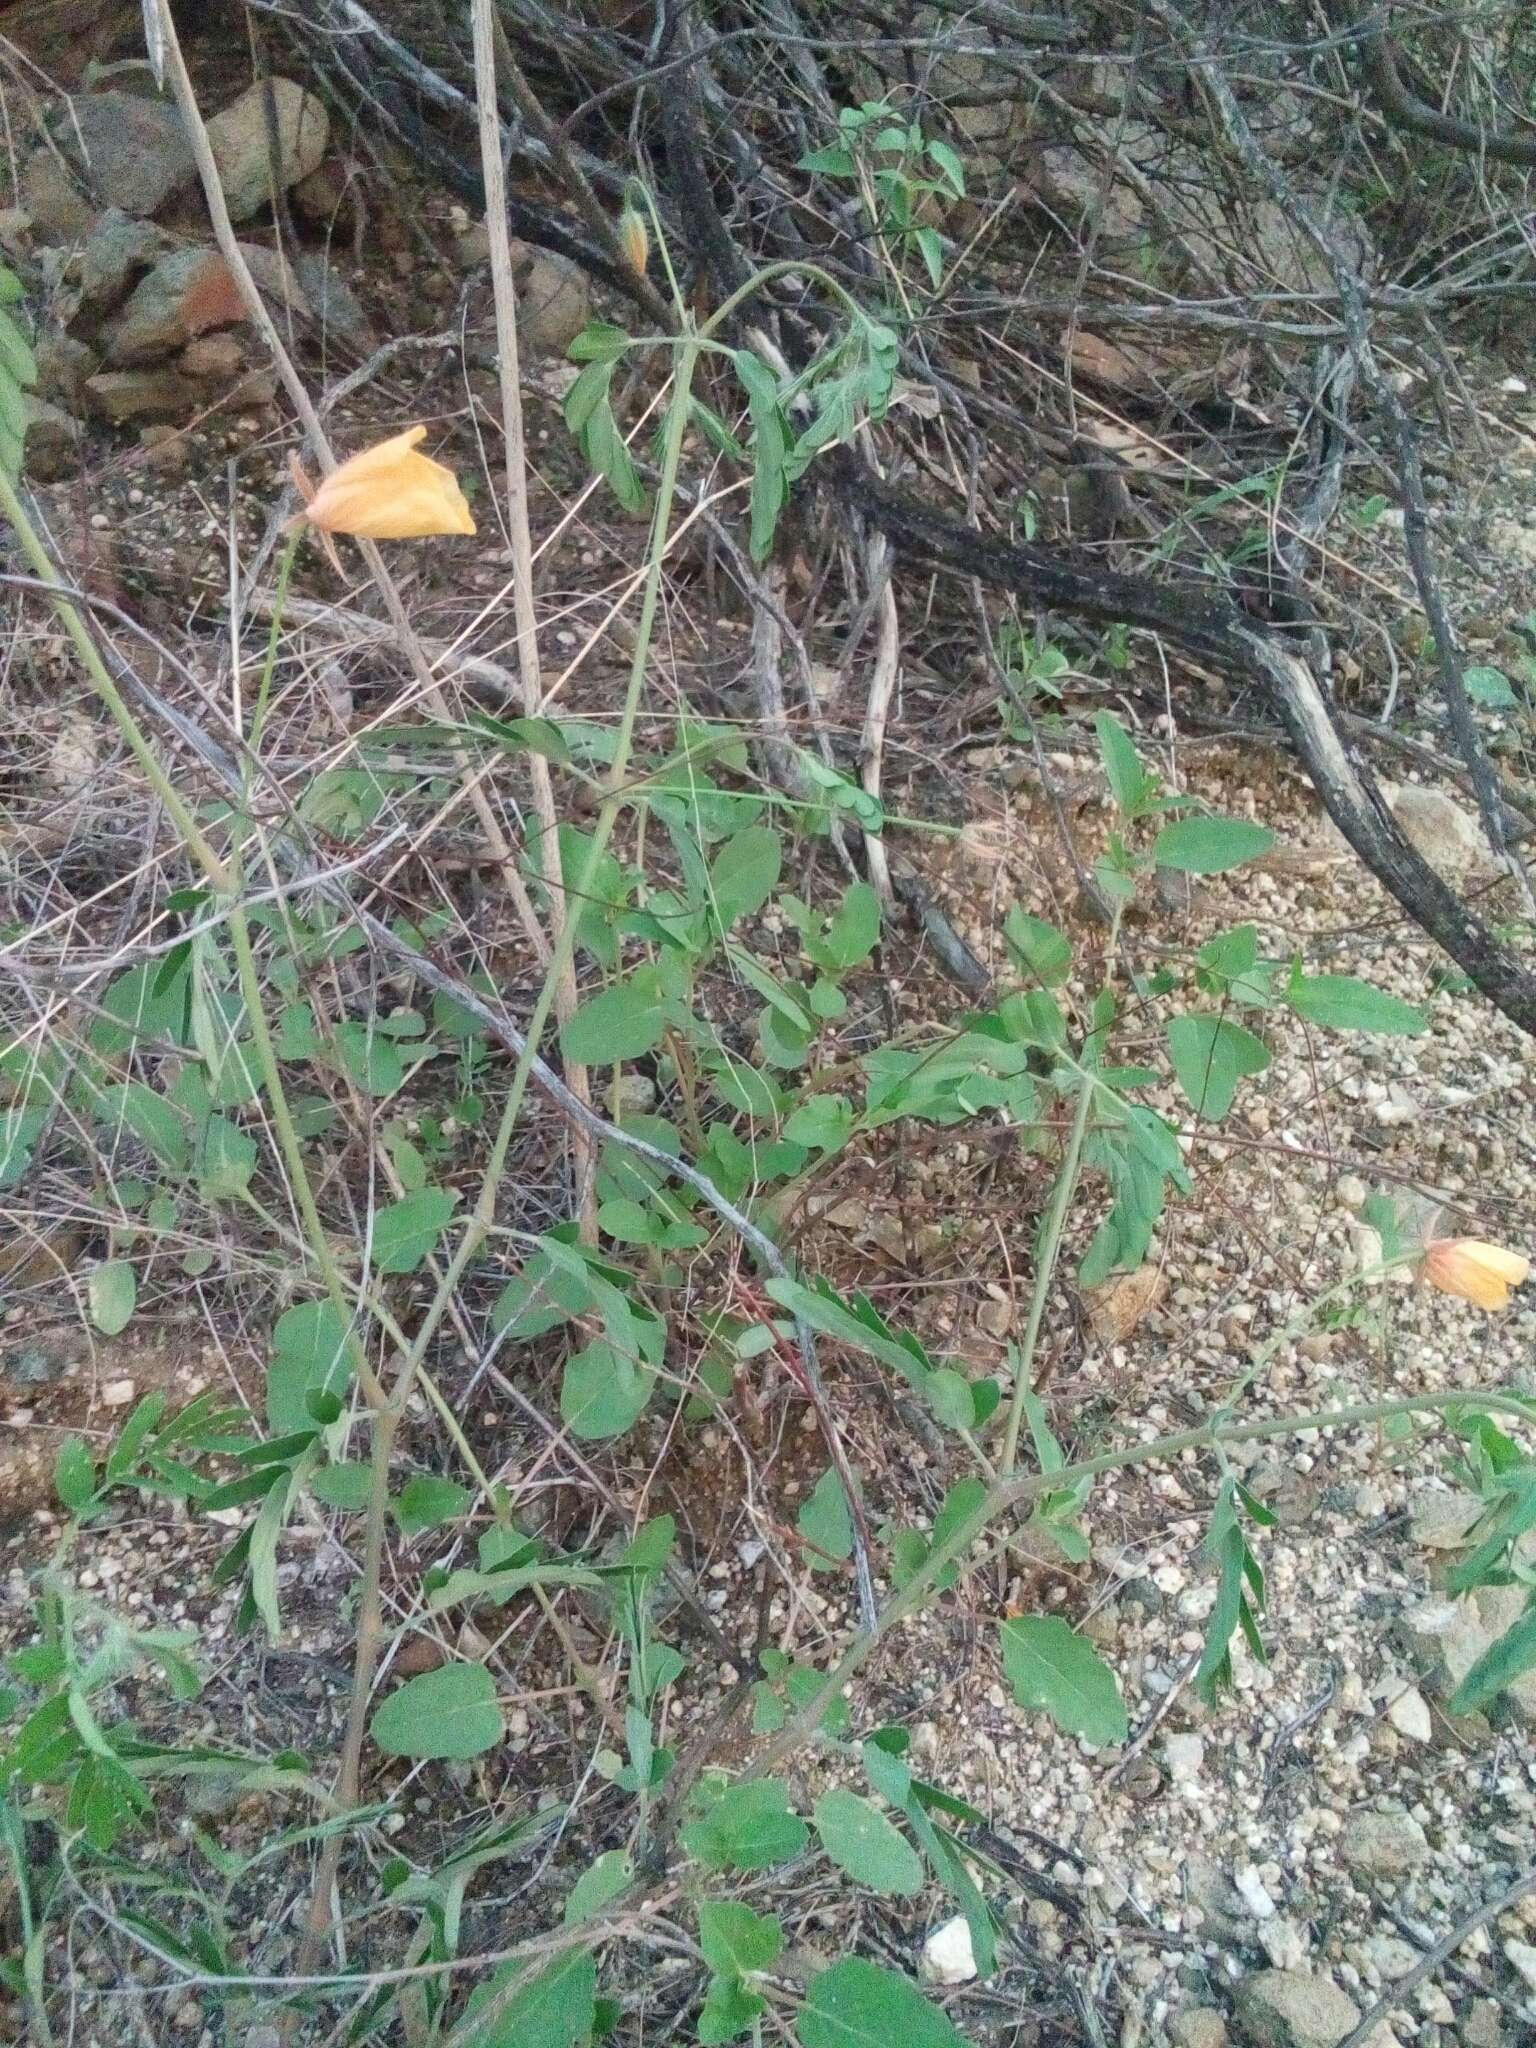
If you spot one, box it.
[1000,907,1123,1475]
[1000,1069,1096,1475]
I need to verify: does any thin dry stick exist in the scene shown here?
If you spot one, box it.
[151,0,553,967]
[470,0,594,1235]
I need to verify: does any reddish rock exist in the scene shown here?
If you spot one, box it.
[104,247,247,364]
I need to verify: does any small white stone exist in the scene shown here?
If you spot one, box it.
[1162,1733,1206,1784]
[921,1915,978,1986]
[1385,1685,1432,1744]
[1260,1917,1308,1971]
[1505,1938,1536,1993]
[1336,1174,1369,1209]
[101,1378,136,1406]
[1234,1866,1277,1919]
[1499,375,1528,394]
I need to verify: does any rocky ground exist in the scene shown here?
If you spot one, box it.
[2,15,1536,2048]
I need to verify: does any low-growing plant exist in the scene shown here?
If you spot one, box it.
[2,88,1534,2048]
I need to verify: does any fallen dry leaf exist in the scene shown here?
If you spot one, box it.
[1083,1264,1168,1343]
[1063,327,1154,393]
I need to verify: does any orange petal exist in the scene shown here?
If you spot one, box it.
[303,425,476,539]
[1422,1239,1531,1310]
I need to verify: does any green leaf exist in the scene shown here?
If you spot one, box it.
[568,321,631,364]
[783,1094,854,1154]
[797,1958,965,2048]
[1286,973,1427,1035]
[1152,816,1274,874]
[1463,664,1517,709]
[394,1475,473,1535]
[1166,1014,1270,1122]
[461,1951,596,2048]
[0,306,37,394]
[1003,905,1072,987]
[798,143,856,175]
[373,1187,459,1274]
[200,1114,257,1199]
[333,1020,405,1096]
[681,1778,808,1872]
[812,1787,923,1895]
[926,137,966,197]
[766,1276,933,1399]
[267,1300,353,1435]
[1000,1614,1127,1743]
[93,1080,191,1172]
[54,1437,96,1514]
[1195,923,1273,1007]
[926,1368,976,1432]
[709,826,783,927]
[699,1975,766,2044]
[565,1849,631,1923]
[561,1338,652,1441]
[797,1466,854,1570]
[370,1662,503,1759]
[1448,1599,1536,1716]
[89,1261,136,1336]
[1094,711,1151,815]
[91,958,193,1052]
[999,988,1066,1050]
[698,1900,783,1975]
[311,1461,373,1511]
[560,977,669,1064]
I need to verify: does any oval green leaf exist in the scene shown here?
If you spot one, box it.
[812,1787,923,1895]
[370,1661,502,1760]
[1153,816,1274,874]
[1000,1613,1128,1744]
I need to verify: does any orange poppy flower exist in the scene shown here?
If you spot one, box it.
[289,426,475,542]
[1421,1237,1531,1310]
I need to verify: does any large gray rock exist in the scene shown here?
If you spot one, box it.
[21,153,94,243]
[79,208,161,309]
[1232,1971,1361,2048]
[59,92,195,217]
[292,249,376,349]
[1339,1806,1430,1883]
[206,78,329,222]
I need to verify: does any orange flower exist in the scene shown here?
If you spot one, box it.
[289,426,475,542]
[1421,1237,1531,1310]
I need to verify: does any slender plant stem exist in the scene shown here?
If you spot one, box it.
[1000,1069,1096,1474]
[470,0,594,1232]
[1000,906,1122,1474]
